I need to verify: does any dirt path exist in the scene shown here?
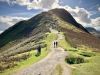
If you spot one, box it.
[60,59,71,75]
[8,28,71,75]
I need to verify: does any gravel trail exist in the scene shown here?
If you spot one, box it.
[8,28,71,75]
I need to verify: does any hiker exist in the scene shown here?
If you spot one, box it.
[54,41,56,48]
[37,45,41,55]
[55,41,58,48]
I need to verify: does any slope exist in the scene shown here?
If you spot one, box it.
[48,8,100,52]
[0,13,50,48]
[0,8,100,58]
[0,8,100,75]
[0,12,52,58]
[49,8,89,33]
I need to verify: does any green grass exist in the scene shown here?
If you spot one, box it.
[73,55,100,75]
[72,53,100,75]
[0,32,57,75]
[58,32,100,75]
[65,53,84,64]
[51,64,63,75]
[58,32,71,50]
[44,33,58,50]
[78,51,96,57]
[0,48,49,75]
[58,32,78,52]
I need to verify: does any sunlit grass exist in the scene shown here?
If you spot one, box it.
[0,32,57,75]
[44,33,58,50]
[51,64,63,75]
[0,48,49,75]
[58,32,100,75]
[58,32,71,50]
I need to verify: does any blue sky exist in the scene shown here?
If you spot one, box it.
[0,0,100,33]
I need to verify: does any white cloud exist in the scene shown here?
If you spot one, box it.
[59,1,63,4]
[0,0,10,4]
[58,5,92,26]
[0,0,59,11]
[0,22,9,30]
[97,4,99,7]
[0,16,28,26]
[0,0,92,26]
[0,31,3,34]
[27,0,59,10]
[0,0,30,5]
[90,6,96,9]
[0,16,29,32]
[57,5,100,30]
[79,0,82,4]
[14,0,31,6]
[92,17,100,27]
[98,7,100,12]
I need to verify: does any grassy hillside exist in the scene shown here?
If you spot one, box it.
[0,12,53,58]
[49,8,89,33]
[0,32,57,75]
[48,9,100,52]
[0,12,50,48]
[58,32,100,75]
[0,8,100,75]
[62,27,100,52]
[1,8,99,54]
[0,8,100,59]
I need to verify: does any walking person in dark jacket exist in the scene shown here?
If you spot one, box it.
[54,41,56,48]
[54,41,58,48]
[55,41,58,48]
[37,45,41,55]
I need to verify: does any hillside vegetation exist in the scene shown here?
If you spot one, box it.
[49,9,100,52]
[58,32,100,75]
[1,8,100,57]
[0,32,57,75]
[0,8,100,75]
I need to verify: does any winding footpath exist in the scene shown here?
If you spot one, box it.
[8,27,71,75]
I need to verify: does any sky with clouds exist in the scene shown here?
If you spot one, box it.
[0,0,100,33]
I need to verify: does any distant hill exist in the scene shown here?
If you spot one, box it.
[86,27,97,32]
[0,8,100,58]
[86,27,100,38]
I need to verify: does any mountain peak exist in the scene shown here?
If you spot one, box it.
[49,8,89,33]
[49,8,75,23]
[49,8,68,13]
[0,8,90,49]
[86,27,97,32]
[0,8,100,55]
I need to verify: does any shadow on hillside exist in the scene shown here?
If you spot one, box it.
[35,54,41,57]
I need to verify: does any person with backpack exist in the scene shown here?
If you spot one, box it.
[37,45,41,55]
[54,41,56,48]
[55,41,58,48]
[54,41,58,48]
